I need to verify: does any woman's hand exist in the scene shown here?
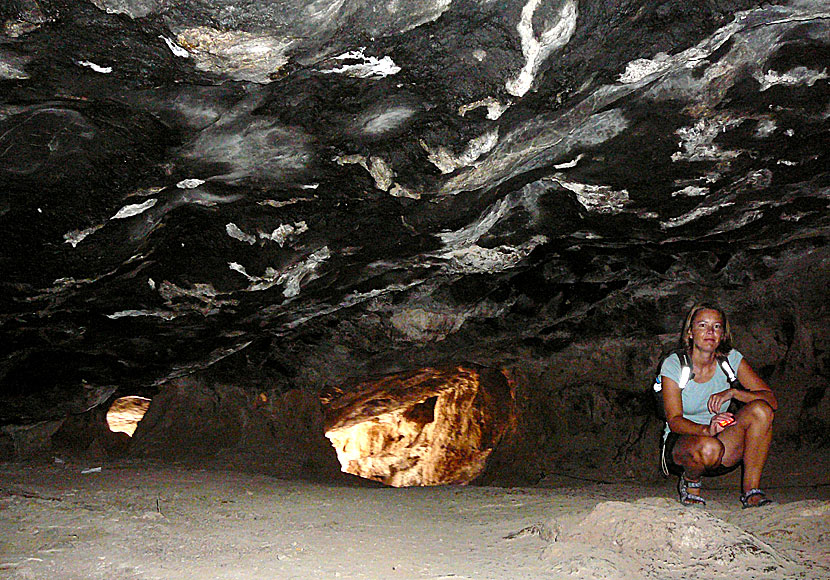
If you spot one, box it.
[708,388,733,414]
[708,413,735,436]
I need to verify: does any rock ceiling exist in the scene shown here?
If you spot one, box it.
[1,0,828,424]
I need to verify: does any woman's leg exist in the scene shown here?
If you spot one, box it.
[717,400,775,504]
[671,435,725,498]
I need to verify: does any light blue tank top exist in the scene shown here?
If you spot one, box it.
[661,349,743,440]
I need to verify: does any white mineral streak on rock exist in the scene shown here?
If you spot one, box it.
[710,209,765,235]
[442,236,548,274]
[63,224,104,247]
[442,108,628,195]
[106,309,177,321]
[176,28,294,84]
[671,186,709,197]
[421,129,499,174]
[661,204,730,229]
[259,221,308,247]
[226,223,257,245]
[335,154,398,192]
[284,280,425,330]
[368,156,395,191]
[389,183,421,199]
[551,178,630,214]
[176,178,205,189]
[755,118,777,138]
[358,105,416,135]
[0,50,30,79]
[230,247,331,297]
[390,308,466,342]
[258,196,316,208]
[506,0,578,97]
[671,116,744,163]
[176,190,244,207]
[111,199,158,219]
[76,60,112,73]
[439,195,518,249]
[160,36,189,58]
[154,280,237,314]
[755,66,829,91]
[458,98,510,120]
[90,0,157,18]
[335,154,367,170]
[617,53,675,84]
[184,113,311,182]
[553,153,584,169]
[433,189,548,273]
[319,48,401,78]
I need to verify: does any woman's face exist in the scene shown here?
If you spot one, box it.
[688,308,724,352]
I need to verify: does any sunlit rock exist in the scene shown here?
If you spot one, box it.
[322,366,514,486]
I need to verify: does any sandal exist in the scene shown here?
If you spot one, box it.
[678,473,706,506]
[740,488,774,509]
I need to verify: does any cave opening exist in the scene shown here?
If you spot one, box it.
[106,396,151,437]
[321,365,514,487]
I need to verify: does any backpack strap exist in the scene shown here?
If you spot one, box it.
[717,355,738,385]
[653,349,694,392]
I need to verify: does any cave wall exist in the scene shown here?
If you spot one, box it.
[127,379,341,479]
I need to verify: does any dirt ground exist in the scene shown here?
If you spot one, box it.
[1,458,828,580]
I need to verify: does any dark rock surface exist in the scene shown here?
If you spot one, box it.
[0,0,827,478]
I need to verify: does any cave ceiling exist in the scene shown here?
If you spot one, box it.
[1,0,828,423]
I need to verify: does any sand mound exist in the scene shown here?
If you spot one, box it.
[546,497,812,579]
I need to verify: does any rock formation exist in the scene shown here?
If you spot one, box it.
[0,0,827,482]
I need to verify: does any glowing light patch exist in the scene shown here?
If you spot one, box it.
[77,60,112,73]
[111,199,157,219]
[107,396,151,437]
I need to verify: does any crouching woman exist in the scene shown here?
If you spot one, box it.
[660,303,777,508]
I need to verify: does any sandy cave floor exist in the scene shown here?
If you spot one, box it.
[1,459,829,580]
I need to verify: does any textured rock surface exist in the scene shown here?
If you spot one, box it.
[0,0,828,477]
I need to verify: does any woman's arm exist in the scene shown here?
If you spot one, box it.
[707,359,778,412]
[662,376,729,437]
[734,360,778,410]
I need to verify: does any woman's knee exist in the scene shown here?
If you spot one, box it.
[743,399,775,425]
[698,437,725,467]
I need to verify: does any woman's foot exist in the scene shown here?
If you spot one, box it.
[740,488,774,508]
[678,473,706,506]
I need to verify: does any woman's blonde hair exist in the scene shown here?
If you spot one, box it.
[679,302,733,356]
